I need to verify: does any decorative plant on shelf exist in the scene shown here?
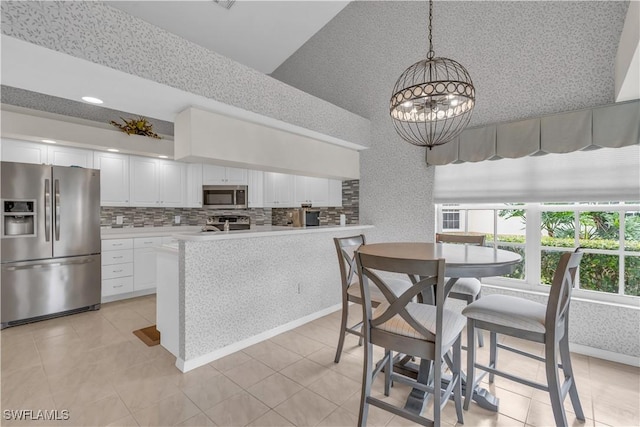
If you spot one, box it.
[110,116,161,139]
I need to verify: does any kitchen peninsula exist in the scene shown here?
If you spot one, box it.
[157,224,372,372]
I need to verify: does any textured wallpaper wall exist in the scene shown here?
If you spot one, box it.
[271,0,628,243]
[0,0,370,147]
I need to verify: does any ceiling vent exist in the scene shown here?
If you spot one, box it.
[213,0,236,10]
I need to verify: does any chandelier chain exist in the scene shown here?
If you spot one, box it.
[427,0,434,59]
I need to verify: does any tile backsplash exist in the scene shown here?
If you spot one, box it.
[100,180,359,228]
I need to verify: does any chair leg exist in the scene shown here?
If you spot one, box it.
[453,335,464,424]
[559,333,585,421]
[384,349,392,396]
[434,351,442,427]
[489,331,498,383]
[464,319,475,411]
[358,340,373,427]
[545,341,569,427]
[471,294,485,348]
[334,301,349,363]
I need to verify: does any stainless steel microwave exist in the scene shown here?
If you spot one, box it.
[202,185,248,209]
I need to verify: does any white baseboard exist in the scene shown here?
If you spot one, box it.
[101,288,155,304]
[176,303,342,372]
[570,342,640,367]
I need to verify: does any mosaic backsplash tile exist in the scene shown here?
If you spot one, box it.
[101,180,359,228]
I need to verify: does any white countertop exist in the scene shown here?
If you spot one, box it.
[101,226,202,240]
[175,224,373,241]
[101,224,373,241]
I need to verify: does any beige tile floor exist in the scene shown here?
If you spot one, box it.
[1,295,639,427]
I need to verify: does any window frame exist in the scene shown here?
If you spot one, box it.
[435,202,640,307]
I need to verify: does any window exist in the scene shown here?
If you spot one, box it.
[442,209,460,230]
[436,202,640,299]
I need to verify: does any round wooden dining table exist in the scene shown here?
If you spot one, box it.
[357,242,522,414]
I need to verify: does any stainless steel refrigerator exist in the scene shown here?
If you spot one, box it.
[1,161,101,328]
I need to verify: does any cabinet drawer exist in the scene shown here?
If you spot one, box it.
[102,262,133,280]
[101,249,134,265]
[102,239,133,251]
[134,236,163,248]
[102,276,134,297]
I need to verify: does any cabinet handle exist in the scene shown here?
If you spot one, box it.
[113,243,123,246]
[113,269,123,273]
[113,256,123,259]
[113,284,124,288]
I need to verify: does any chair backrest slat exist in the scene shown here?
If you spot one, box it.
[333,235,366,292]
[436,233,485,246]
[546,249,583,333]
[356,251,446,342]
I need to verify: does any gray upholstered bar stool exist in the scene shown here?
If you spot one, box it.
[435,232,486,347]
[333,235,412,363]
[355,249,465,427]
[462,249,585,427]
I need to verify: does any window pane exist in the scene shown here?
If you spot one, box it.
[625,256,640,296]
[541,211,575,248]
[497,209,526,244]
[580,253,619,293]
[625,211,640,252]
[442,209,460,230]
[466,209,495,241]
[541,249,567,285]
[578,212,619,250]
[498,244,525,279]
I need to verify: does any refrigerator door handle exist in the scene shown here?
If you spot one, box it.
[44,178,51,242]
[3,257,97,271]
[54,179,61,241]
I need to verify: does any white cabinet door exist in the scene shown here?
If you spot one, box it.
[225,167,248,185]
[264,172,294,207]
[159,161,186,207]
[202,164,226,184]
[294,176,329,206]
[328,179,343,207]
[47,146,94,168]
[134,248,157,291]
[186,163,203,207]
[130,156,160,207]
[203,164,247,185]
[1,139,48,164]
[247,170,264,208]
[93,152,130,206]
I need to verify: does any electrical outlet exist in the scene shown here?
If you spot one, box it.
[116,215,123,225]
[175,215,181,224]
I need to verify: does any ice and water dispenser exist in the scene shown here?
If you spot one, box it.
[2,200,36,237]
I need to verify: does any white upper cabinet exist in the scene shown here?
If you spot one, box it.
[203,164,247,185]
[247,170,264,208]
[130,156,187,207]
[263,172,294,207]
[1,139,48,164]
[159,161,186,207]
[130,156,160,207]
[294,176,329,207]
[328,179,343,207]
[186,163,203,208]
[47,145,94,168]
[93,151,130,206]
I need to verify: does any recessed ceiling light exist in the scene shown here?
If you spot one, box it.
[158,155,168,159]
[82,96,103,104]
[107,148,119,152]
[41,139,57,144]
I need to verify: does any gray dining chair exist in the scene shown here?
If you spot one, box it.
[435,232,486,347]
[333,235,412,363]
[355,250,465,426]
[462,249,584,427]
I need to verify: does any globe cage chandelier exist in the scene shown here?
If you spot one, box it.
[390,0,475,149]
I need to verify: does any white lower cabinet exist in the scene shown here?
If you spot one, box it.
[133,237,163,291]
[101,236,163,301]
[101,239,134,300]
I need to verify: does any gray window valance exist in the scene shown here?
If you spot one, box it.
[426,99,640,166]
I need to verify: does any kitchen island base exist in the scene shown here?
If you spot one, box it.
[157,225,373,372]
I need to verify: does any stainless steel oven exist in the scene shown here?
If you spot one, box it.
[202,185,248,209]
